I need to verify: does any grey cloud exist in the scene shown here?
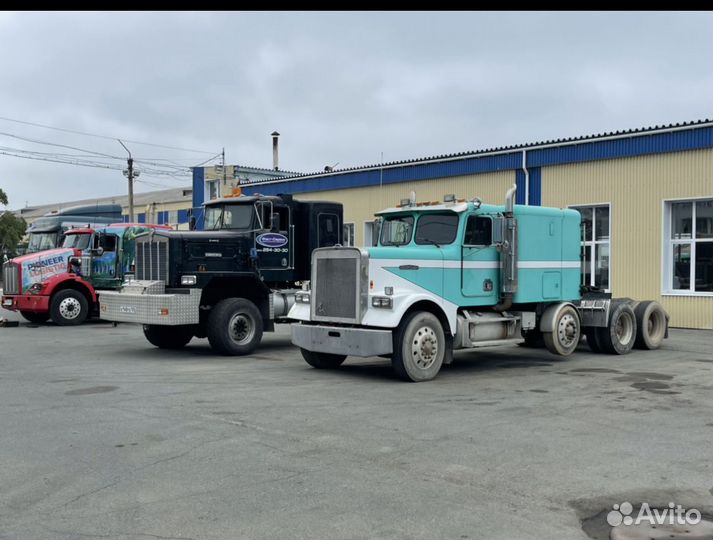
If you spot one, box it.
[0,11,710,207]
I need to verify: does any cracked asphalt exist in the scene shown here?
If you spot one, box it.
[0,309,711,540]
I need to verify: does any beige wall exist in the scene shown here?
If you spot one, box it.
[542,148,713,330]
[294,170,514,247]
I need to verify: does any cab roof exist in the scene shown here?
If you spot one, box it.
[204,195,283,207]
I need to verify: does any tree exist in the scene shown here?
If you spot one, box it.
[0,189,26,258]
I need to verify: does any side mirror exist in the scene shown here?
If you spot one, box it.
[270,212,280,232]
[492,217,505,245]
[92,246,104,257]
[189,216,197,231]
[372,218,382,246]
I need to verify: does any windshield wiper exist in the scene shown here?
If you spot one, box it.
[418,238,441,248]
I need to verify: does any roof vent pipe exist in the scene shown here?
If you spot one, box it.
[271,131,280,171]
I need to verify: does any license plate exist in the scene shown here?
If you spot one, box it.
[119,305,137,314]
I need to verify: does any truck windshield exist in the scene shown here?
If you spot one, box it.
[204,204,254,230]
[415,213,459,245]
[380,215,414,246]
[62,234,91,250]
[27,233,58,252]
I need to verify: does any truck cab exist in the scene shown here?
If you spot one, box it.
[97,192,344,355]
[290,186,668,382]
[1,223,170,325]
[25,203,123,253]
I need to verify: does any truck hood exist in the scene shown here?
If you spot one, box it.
[9,248,75,293]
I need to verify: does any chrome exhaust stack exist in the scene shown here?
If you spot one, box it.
[494,184,518,312]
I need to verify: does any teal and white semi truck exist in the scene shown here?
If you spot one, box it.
[289,185,668,382]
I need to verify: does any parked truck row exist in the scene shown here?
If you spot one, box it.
[3,186,668,382]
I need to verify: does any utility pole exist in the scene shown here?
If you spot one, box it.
[119,140,139,222]
[222,147,226,191]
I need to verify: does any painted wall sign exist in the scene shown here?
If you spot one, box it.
[256,233,288,248]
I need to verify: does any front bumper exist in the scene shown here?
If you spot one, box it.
[2,294,50,313]
[291,323,393,357]
[98,283,201,326]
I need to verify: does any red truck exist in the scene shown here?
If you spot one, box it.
[2,223,170,325]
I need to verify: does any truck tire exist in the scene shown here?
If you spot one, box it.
[391,311,446,382]
[300,349,346,369]
[543,305,580,356]
[596,302,637,355]
[50,289,89,326]
[20,311,50,324]
[633,301,667,350]
[584,328,603,353]
[143,325,193,349]
[207,298,263,356]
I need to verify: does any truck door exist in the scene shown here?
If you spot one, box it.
[461,214,500,299]
[254,203,292,270]
[91,233,121,289]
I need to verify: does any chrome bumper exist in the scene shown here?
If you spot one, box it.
[291,323,393,357]
[98,281,200,326]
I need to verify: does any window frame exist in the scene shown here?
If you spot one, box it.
[342,222,355,247]
[317,212,341,247]
[569,202,612,292]
[661,196,713,297]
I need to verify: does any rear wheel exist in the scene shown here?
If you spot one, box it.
[20,311,50,324]
[300,349,347,369]
[207,298,263,356]
[543,305,581,356]
[392,311,446,382]
[634,301,667,350]
[143,325,193,349]
[596,302,637,355]
[50,289,89,326]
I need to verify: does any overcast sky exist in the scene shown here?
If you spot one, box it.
[0,11,710,208]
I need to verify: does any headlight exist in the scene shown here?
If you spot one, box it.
[295,292,311,304]
[371,296,393,309]
[181,275,197,286]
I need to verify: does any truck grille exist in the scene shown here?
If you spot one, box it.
[2,262,20,295]
[135,236,169,282]
[311,248,365,323]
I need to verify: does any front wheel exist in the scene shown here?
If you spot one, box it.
[20,311,50,324]
[143,325,193,349]
[300,349,346,369]
[543,305,581,356]
[207,298,264,356]
[392,311,446,382]
[50,289,89,326]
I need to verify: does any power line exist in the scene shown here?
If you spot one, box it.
[0,115,217,154]
[0,131,123,159]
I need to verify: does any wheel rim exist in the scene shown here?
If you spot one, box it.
[411,325,439,370]
[228,313,255,345]
[615,312,634,344]
[59,297,81,320]
[557,312,579,348]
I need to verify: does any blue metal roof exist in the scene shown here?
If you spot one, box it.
[237,120,712,196]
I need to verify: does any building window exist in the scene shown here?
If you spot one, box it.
[206,180,219,201]
[571,204,610,290]
[664,199,713,295]
[168,210,178,225]
[364,221,376,246]
[343,223,355,247]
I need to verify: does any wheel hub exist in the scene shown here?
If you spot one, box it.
[229,313,254,344]
[411,326,438,370]
[59,298,81,320]
[557,313,578,347]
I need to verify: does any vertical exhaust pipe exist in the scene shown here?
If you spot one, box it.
[271,131,280,170]
[495,184,518,312]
